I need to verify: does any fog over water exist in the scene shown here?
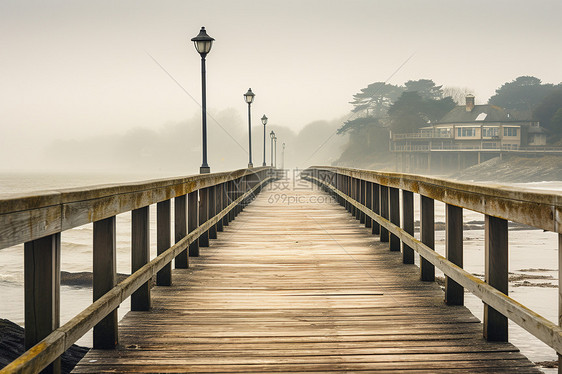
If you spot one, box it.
[1,0,562,173]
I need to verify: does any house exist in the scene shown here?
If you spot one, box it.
[391,95,545,152]
[390,95,549,172]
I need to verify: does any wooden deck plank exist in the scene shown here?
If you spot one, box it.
[73,181,540,373]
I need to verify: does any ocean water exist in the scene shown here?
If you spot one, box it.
[0,172,560,372]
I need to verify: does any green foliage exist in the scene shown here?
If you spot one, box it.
[337,116,381,135]
[387,92,456,133]
[489,76,556,112]
[349,82,404,117]
[404,79,444,100]
[533,89,562,135]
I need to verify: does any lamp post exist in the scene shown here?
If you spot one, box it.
[261,115,268,166]
[191,27,215,174]
[274,134,278,168]
[244,88,255,168]
[269,130,275,167]
[281,142,285,170]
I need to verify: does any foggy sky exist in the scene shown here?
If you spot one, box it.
[1,0,561,173]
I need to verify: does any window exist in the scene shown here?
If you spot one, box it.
[482,127,499,137]
[503,127,518,137]
[457,127,476,137]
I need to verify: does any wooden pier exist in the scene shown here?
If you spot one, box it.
[2,166,560,373]
[72,181,539,373]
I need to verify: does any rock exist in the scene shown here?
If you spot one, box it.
[61,271,130,287]
[0,318,89,373]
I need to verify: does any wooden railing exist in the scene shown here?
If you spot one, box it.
[303,166,562,367]
[0,167,275,374]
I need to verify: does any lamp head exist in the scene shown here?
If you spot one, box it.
[191,27,215,56]
[261,115,268,125]
[244,88,255,104]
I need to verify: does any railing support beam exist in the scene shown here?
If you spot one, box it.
[389,187,400,251]
[420,195,435,281]
[188,191,199,257]
[93,216,118,348]
[380,186,389,242]
[174,195,188,267]
[131,206,150,311]
[446,204,464,305]
[199,188,209,247]
[24,234,61,374]
[484,215,508,342]
[402,190,414,264]
[157,200,172,286]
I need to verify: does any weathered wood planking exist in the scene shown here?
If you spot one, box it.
[73,181,540,373]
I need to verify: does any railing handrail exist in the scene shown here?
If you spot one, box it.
[0,167,269,250]
[309,166,561,233]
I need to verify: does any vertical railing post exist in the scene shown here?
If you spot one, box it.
[93,216,118,349]
[24,234,61,374]
[345,176,351,212]
[217,183,224,232]
[484,215,508,341]
[355,178,361,220]
[372,183,380,235]
[389,187,400,251]
[420,195,435,281]
[365,181,372,228]
[131,206,150,311]
[359,180,366,224]
[188,191,199,257]
[156,200,172,286]
[228,181,235,222]
[208,185,217,239]
[199,187,209,247]
[222,183,230,227]
[174,195,188,266]
[380,185,389,242]
[446,204,464,305]
[402,190,414,264]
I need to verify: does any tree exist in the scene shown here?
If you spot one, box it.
[533,89,562,135]
[404,79,443,100]
[348,82,404,117]
[488,76,555,113]
[387,92,456,133]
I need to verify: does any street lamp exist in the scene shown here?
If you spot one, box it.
[191,27,215,174]
[261,115,268,166]
[281,142,285,170]
[269,130,275,167]
[274,135,278,168]
[244,88,255,168]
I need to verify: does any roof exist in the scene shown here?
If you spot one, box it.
[437,104,516,124]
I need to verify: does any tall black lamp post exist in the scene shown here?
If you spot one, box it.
[244,88,255,168]
[269,130,275,167]
[191,27,215,174]
[261,115,268,166]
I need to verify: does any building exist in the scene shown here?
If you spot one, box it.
[390,95,549,172]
